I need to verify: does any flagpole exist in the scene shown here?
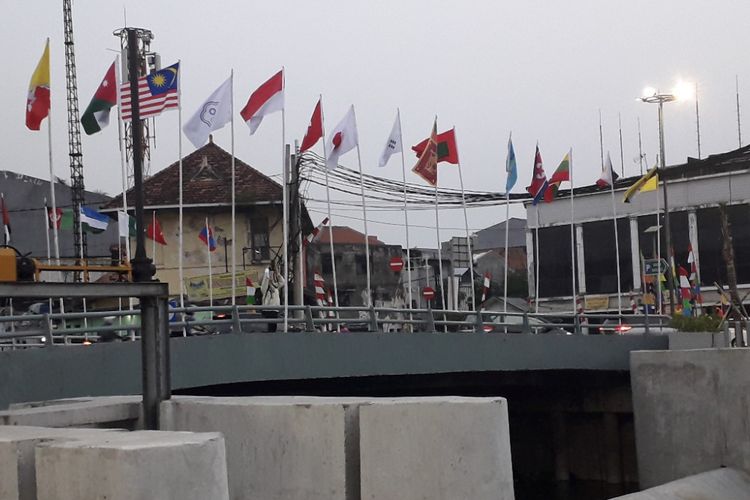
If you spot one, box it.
[569,149,577,316]
[432,118,447,328]
[320,96,341,329]
[116,58,133,315]
[656,177,662,315]
[177,59,186,321]
[637,117,645,176]
[618,113,625,178]
[47,107,60,267]
[281,68,289,332]
[534,209,540,314]
[609,161,623,317]
[354,130,372,307]
[230,69,237,307]
[503,133,512,321]
[453,127,476,312]
[397,109,413,316]
[44,198,51,264]
[151,210,156,268]
[206,217,213,307]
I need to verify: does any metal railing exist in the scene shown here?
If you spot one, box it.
[0,303,676,350]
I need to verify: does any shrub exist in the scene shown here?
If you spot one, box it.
[670,314,722,332]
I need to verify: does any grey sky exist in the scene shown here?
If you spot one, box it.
[4,1,749,247]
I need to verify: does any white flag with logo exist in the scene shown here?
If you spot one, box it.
[183,76,233,149]
[325,105,359,170]
[378,110,402,167]
[117,211,130,238]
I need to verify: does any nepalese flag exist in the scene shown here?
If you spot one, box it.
[544,151,571,202]
[303,217,329,247]
[199,226,217,252]
[120,63,179,122]
[526,145,548,205]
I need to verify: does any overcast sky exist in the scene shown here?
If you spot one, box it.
[4,1,750,247]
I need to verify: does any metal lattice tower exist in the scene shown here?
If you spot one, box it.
[113,27,157,188]
[63,0,87,265]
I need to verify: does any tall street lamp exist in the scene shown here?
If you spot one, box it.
[640,85,690,314]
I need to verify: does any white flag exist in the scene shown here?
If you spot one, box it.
[117,211,130,238]
[378,110,402,167]
[183,76,233,148]
[325,105,359,170]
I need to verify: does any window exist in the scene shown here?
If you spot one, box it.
[250,217,270,262]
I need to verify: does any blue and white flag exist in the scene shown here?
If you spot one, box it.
[80,206,110,233]
[183,76,233,149]
[505,134,517,192]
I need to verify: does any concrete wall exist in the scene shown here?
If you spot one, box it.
[630,348,750,488]
[611,467,750,500]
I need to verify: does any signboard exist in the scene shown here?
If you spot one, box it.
[389,256,404,272]
[422,286,435,301]
[584,295,610,311]
[643,258,669,276]
[185,270,255,303]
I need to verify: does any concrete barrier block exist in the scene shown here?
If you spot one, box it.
[35,430,229,500]
[0,426,120,500]
[611,467,750,499]
[358,397,514,500]
[164,397,349,500]
[0,396,141,429]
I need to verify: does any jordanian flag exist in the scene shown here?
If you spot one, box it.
[81,61,117,135]
[80,206,110,233]
[412,128,459,164]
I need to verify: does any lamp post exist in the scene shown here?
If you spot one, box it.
[640,90,677,314]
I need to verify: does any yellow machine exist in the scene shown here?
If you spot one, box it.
[0,247,17,282]
[0,246,132,283]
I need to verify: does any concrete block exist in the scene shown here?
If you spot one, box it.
[358,396,514,500]
[0,396,141,429]
[0,425,120,500]
[611,467,750,499]
[163,397,350,500]
[630,348,750,488]
[35,430,229,500]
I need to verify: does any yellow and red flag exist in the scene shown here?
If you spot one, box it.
[26,39,51,131]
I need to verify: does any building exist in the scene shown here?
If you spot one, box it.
[0,170,118,260]
[526,145,750,313]
[102,138,304,300]
[474,217,527,276]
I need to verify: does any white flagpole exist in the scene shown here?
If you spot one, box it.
[503,134,511,320]
[320,96,341,329]
[656,177,662,315]
[353,114,372,308]
[453,127,476,311]
[151,210,156,268]
[43,198,51,264]
[116,57,134,317]
[569,149,577,316]
[230,69,237,306]
[47,108,60,267]
[77,208,88,331]
[206,217,213,307]
[177,59,186,319]
[397,109,413,314]
[609,162,623,317]
[432,118,447,325]
[534,209,540,314]
[281,69,289,332]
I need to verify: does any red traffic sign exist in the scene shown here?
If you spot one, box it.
[389,256,404,272]
[422,287,435,301]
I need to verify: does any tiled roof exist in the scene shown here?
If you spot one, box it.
[316,226,385,246]
[102,140,282,209]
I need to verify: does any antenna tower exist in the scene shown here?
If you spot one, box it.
[63,0,87,267]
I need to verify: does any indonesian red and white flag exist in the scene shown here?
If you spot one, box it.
[240,69,284,135]
[300,98,323,153]
[325,105,358,170]
[303,217,329,247]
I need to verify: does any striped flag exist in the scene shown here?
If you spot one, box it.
[303,217,329,247]
[313,271,326,305]
[120,63,179,122]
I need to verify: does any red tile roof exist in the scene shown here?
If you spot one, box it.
[316,226,385,246]
[102,140,282,209]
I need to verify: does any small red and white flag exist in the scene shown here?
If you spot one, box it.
[303,217,329,247]
[325,105,358,170]
[480,272,491,304]
[1,193,11,244]
[240,69,284,135]
[687,244,698,281]
[313,271,326,306]
[300,98,323,153]
[596,152,620,188]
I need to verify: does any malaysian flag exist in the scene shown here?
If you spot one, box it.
[120,62,179,121]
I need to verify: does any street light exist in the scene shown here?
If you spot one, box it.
[639,86,685,314]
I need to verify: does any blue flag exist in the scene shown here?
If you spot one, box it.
[146,63,179,95]
[505,134,517,192]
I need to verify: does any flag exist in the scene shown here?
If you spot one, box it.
[146,214,167,245]
[1,194,10,243]
[526,145,548,205]
[79,206,110,233]
[183,76,233,148]
[544,151,571,202]
[378,111,402,167]
[81,61,118,135]
[596,152,620,188]
[117,211,136,238]
[313,271,326,305]
[623,166,658,203]
[325,105,358,170]
[120,62,179,121]
[480,272,491,304]
[412,119,438,186]
[300,98,323,153]
[678,266,693,316]
[59,209,74,230]
[687,244,697,281]
[505,135,517,192]
[412,128,459,164]
[26,39,51,131]
[48,207,63,229]
[199,226,217,252]
[303,217,329,247]
[240,69,284,135]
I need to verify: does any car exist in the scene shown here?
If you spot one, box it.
[599,315,676,335]
[463,312,572,334]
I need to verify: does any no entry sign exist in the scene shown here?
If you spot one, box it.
[389,256,404,272]
[422,286,435,301]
